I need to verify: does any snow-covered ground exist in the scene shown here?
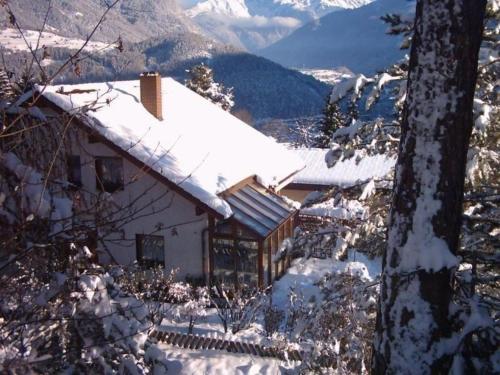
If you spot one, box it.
[154,251,381,373]
[0,28,109,52]
[159,310,266,345]
[148,344,293,374]
[272,250,381,308]
[159,250,380,337]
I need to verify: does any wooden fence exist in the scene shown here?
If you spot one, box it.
[150,330,303,362]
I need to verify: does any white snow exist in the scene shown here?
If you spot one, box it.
[298,67,354,85]
[40,78,304,218]
[187,0,251,18]
[301,197,367,220]
[473,98,491,133]
[329,74,374,103]
[359,179,376,200]
[272,251,381,309]
[289,147,396,187]
[0,152,56,219]
[365,72,401,110]
[147,344,292,374]
[0,28,109,52]
[182,0,373,19]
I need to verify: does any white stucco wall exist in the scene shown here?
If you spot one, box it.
[281,188,313,203]
[70,126,209,281]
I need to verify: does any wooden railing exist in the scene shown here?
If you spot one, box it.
[150,330,303,362]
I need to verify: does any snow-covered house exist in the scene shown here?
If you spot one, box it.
[34,73,304,288]
[282,148,395,202]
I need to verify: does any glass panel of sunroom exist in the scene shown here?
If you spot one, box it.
[213,239,235,285]
[236,240,258,288]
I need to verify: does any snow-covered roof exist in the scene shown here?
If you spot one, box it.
[40,78,304,218]
[289,148,396,188]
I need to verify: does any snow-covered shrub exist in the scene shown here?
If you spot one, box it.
[114,264,177,326]
[300,271,378,374]
[170,283,210,334]
[264,304,284,338]
[278,287,309,341]
[0,241,158,374]
[211,284,267,334]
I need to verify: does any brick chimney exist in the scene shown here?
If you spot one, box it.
[139,72,163,120]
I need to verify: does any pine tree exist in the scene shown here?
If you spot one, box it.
[372,1,487,373]
[346,101,359,124]
[185,64,234,112]
[316,96,347,148]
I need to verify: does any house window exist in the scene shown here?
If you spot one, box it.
[95,157,124,192]
[136,234,165,267]
[88,132,100,144]
[213,238,258,288]
[67,155,82,188]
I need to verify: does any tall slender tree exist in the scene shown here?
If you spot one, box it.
[316,97,347,148]
[372,1,487,374]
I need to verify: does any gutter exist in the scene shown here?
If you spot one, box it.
[201,225,209,284]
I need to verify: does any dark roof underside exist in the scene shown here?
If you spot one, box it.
[225,185,293,238]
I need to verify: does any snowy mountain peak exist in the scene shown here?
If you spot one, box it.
[180,0,374,51]
[183,0,374,20]
[273,0,374,15]
[186,0,251,18]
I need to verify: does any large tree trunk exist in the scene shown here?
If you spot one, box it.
[372,1,486,374]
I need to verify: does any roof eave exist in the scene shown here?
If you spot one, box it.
[36,93,225,220]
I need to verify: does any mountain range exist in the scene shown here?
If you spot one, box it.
[259,0,415,74]
[0,1,330,120]
[179,0,373,50]
[0,0,415,119]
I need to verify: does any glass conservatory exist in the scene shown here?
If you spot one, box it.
[209,183,296,289]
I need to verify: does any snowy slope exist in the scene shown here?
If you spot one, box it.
[186,0,251,18]
[184,0,373,20]
[246,0,374,20]
[0,28,108,53]
[0,0,198,44]
[260,0,416,74]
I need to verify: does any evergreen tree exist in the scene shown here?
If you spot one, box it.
[185,64,234,112]
[316,96,347,148]
[346,101,359,124]
[372,0,487,373]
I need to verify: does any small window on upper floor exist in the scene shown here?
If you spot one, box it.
[67,155,82,188]
[88,132,100,144]
[136,234,165,268]
[95,156,124,193]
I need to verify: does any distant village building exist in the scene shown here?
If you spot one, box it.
[32,73,304,288]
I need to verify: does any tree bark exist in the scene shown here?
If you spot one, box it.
[372,1,486,374]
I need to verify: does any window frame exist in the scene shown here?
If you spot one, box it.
[67,155,82,188]
[136,234,165,268]
[95,156,124,193]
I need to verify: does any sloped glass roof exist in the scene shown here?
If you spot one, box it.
[225,185,293,238]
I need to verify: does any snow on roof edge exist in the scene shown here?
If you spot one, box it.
[37,78,305,219]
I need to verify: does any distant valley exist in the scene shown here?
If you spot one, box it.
[0,0,332,120]
[0,0,413,120]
